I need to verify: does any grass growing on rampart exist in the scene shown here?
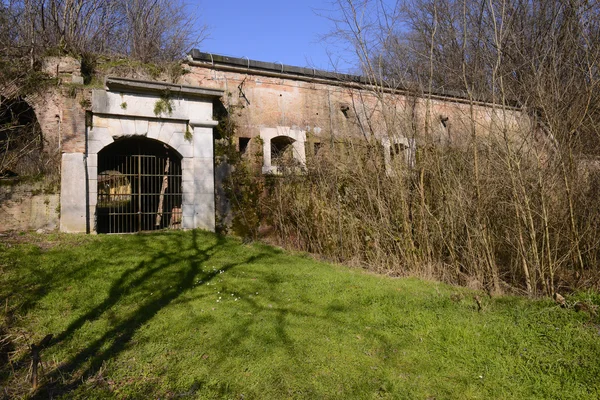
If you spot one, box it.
[1,231,599,399]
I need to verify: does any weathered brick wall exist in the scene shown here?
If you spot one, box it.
[182,64,529,146]
[2,56,529,232]
[59,94,88,154]
[24,57,528,172]
[0,57,90,232]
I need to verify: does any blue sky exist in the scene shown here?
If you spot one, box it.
[191,0,358,73]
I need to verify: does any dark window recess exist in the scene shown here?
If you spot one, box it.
[390,143,407,159]
[340,104,350,118]
[271,136,295,166]
[97,137,182,233]
[239,137,250,154]
[313,142,323,155]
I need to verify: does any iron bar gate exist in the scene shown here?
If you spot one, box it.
[97,143,182,233]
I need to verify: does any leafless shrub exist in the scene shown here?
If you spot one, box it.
[0,0,206,65]
[0,96,56,178]
[263,0,600,295]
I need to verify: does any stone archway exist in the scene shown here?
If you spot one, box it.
[96,137,183,233]
[0,96,45,177]
[260,126,306,174]
[59,77,223,233]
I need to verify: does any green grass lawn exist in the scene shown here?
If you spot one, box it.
[1,230,599,399]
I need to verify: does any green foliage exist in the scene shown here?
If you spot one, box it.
[153,89,173,117]
[0,231,599,399]
[79,52,96,85]
[168,62,190,81]
[14,70,58,97]
[85,111,93,128]
[79,98,91,109]
[95,58,187,82]
[184,123,192,141]
[66,85,78,98]
[214,110,264,239]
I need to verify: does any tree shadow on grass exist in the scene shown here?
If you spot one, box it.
[0,244,90,326]
[30,230,276,399]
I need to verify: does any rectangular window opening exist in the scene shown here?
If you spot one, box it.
[239,137,250,154]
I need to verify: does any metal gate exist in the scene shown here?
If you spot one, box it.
[97,140,182,233]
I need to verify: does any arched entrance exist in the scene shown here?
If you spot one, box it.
[0,96,45,177]
[96,137,182,233]
[270,135,296,168]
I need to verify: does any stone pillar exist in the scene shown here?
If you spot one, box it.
[183,122,217,231]
[60,153,88,232]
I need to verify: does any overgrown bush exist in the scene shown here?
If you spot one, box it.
[264,108,600,296]
[214,109,265,240]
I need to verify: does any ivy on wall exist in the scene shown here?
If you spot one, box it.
[214,104,264,240]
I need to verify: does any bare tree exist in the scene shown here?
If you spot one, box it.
[117,0,207,62]
[261,0,600,295]
[0,0,207,64]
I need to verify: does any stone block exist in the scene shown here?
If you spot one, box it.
[181,158,194,175]
[88,206,96,231]
[192,158,215,177]
[156,123,174,144]
[173,98,189,116]
[146,121,161,140]
[87,140,105,154]
[92,90,109,114]
[88,188,98,206]
[193,128,214,158]
[188,99,213,121]
[88,128,113,154]
[60,153,87,232]
[135,119,149,135]
[182,191,196,205]
[86,153,98,167]
[87,165,97,181]
[88,178,97,193]
[182,164,194,183]
[92,116,108,128]
[183,178,213,195]
[195,194,215,231]
[71,75,84,85]
[181,205,196,230]
[87,127,109,143]
[178,143,194,158]
[168,132,192,157]
[119,118,136,136]
[98,131,114,148]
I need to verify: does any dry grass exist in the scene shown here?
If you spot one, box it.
[261,117,600,296]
